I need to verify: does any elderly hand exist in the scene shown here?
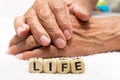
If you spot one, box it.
[14,0,98,49]
[8,15,120,60]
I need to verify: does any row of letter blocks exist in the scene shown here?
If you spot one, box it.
[29,57,85,74]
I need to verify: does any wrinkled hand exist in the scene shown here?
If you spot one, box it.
[14,0,97,49]
[9,15,120,60]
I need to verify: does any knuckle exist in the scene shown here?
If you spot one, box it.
[37,7,54,20]
[25,11,37,29]
[61,21,70,30]
[72,4,80,13]
[46,27,55,34]
[49,45,60,57]
[39,11,51,20]
[53,5,64,13]
[25,9,35,23]
[38,9,56,23]
[26,35,37,47]
[45,27,61,36]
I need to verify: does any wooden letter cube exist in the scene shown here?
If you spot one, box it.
[29,58,43,73]
[43,59,57,73]
[70,57,85,74]
[57,58,70,74]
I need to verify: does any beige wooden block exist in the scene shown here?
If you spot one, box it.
[57,58,70,74]
[70,57,85,74]
[29,58,43,73]
[43,58,57,73]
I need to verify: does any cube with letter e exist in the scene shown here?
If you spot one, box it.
[70,57,85,74]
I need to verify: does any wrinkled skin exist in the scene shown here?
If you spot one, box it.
[8,15,120,60]
[14,0,98,49]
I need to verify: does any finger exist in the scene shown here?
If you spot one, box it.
[15,45,61,60]
[25,9,51,46]
[49,0,72,40]
[14,16,30,36]
[35,1,66,48]
[69,4,90,21]
[9,34,30,47]
[8,35,40,55]
[15,38,85,60]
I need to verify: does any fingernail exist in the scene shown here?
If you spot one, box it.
[63,29,72,40]
[81,9,89,21]
[17,27,24,34]
[40,35,50,46]
[17,24,28,34]
[55,38,66,48]
[17,25,25,34]
[16,54,23,59]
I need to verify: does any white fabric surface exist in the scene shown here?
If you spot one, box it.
[1,13,120,80]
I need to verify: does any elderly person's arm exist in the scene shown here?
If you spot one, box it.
[8,14,120,60]
[14,0,98,49]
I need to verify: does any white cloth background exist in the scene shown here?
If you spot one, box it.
[0,0,120,80]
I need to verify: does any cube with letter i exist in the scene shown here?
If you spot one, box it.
[43,58,57,73]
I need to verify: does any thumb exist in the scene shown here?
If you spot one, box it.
[69,4,91,21]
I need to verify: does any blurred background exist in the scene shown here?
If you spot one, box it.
[0,0,120,17]
[106,0,120,12]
